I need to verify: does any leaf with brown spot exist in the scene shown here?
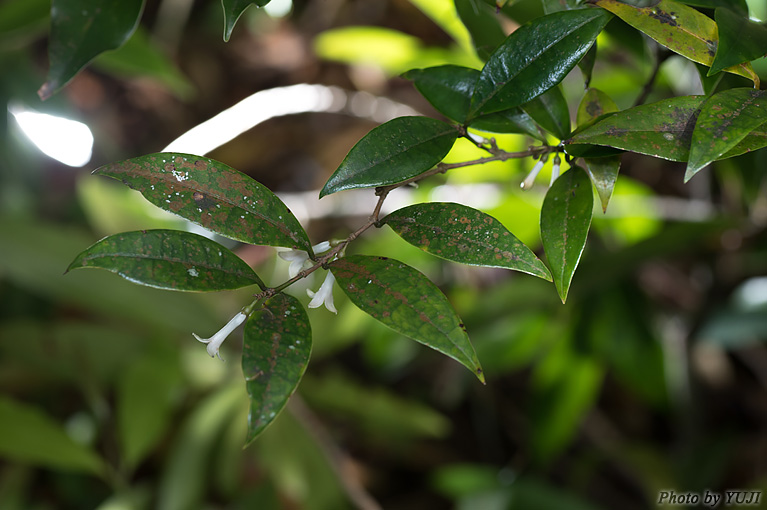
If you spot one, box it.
[329,255,484,383]
[565,95,706,162]
[541,167,593,303]
[686,88,767,182]
[243,293,311,444]
[66,229,264,291]
[593,0,759,86]
[94,153,312,253]
[382,202,551,280]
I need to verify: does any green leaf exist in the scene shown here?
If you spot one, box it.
[66,229,264,291]
[565,95,707,162]
[577,42,598,88]
[521,86,571,140]
[403,65,477,124]
[468,8,612,118]
[0,397,104,474]
[222,0,270,42]
[719,127,767,159]
[95,153,312,252]
[541,167,593,303]
[593,0,759,86]
[320,117,459,197]
[382,202,551,280]
[584,156,621,213]
[92,27,194,99]
[681,0,748,15]
[329,255,484,382]
[710,7,767,76]
[454,0,507,61]
[470,108,545,139]
[243,293,311,444]
[542,0,586,13]
[39,0,145,100]
[686,88,767,181]
[576,87,618,128]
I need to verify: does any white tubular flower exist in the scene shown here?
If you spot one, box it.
[307,271,337,314]
[192,311,247,361]
[550,155,561,186]
[278,241,332,278]
[520,159,545,190]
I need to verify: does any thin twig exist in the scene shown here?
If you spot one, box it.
[634,45,670,107]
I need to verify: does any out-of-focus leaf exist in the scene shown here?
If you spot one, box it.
[382,202,551,280]
[577,88,621,212]
[93,27,194,99]
[410,0,476,54]
[521,86,571,139]
[39,0,145,100]
[95,153,312,252]
[320,117,458,196]
[593,0,759,86]
[540,167,593,303]
[0,0,49,44]
[686,88,767,181]
[681,0,748,15]
[566,96,707,162]
[454,0,507,61]
[542,0,585,13]
[158,384,244,510]
[222,0,270,42]
[66,229,264,291]
[468,8,611,118]
[330,255,485,382]
[578,42,597,88]
[243,293,311,444]
[403,65,477,123]
[711,8,767,76]
[0,397,104,475]
[118,356,181,471]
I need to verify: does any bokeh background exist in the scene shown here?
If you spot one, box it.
[2,0,767,508]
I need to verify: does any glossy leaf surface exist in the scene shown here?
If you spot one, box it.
[0,397,104,474]
[222,0,270,42]
[320,117,458,196]
[468,8,611,118]
[330,255,484,382]
[710,7,767,76]
[403,66,477,123]
[541,167,593,303]
[577,88,620,212]
[521,86,571,140]
[470,108,544,139]
[454,0,506,61]
[40,0,144,99]
[382,202,551,280]
[243,293,311,444]
[686,89,767,181]
[95,153,312,252]
[593,0,759,86]
[67,230,264,291]
[566,96,706,162]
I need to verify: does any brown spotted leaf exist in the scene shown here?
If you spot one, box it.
[382,202,551,280]
[329,255,484,383]
[94,153,312,253]
[243,293,311,444]
[66,230,264,291]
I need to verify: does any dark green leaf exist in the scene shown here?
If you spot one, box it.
[593,0,759,86]
[329,255,484,382]
[320,117,459,197]
[0,397,104,474]
[66,229,264,291]
[577,42,598,88]
[710,7,767,76]
[470,108,544,139]
[243,293,311,444]
[584,157,621,213]
[681,0,748,15]
[39,0,145,100]
[541,167,593,303]
[542,0,586,13]
[454,0,507,61]
[521,86,571,139]
[565,96,707,162]
[222,0,270,42]
[576,87,618,128]
[403,66,477,124]
[686,88,767,181]
[468,8,611,118]
[95,153,312,252]
[382,202,551,280]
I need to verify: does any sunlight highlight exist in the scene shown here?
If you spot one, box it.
[10,106,94,167]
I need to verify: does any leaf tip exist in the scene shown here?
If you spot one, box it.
[476,367,486,385]
[37,81,55,102]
